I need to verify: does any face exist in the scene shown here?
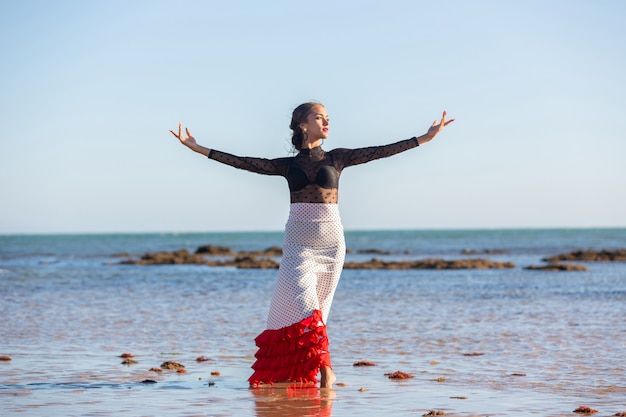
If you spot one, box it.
[300,105,329,141]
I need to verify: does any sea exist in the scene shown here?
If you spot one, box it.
[1,228,625,417]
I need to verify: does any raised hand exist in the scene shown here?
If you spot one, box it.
[169,123,198,148]
[169,123,211,156]
[421,111,455,144]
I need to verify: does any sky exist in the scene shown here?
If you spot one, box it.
[1,0,625,234]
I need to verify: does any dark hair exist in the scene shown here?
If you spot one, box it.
[289,102,323,150]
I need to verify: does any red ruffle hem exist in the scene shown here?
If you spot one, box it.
[248,310,331,387]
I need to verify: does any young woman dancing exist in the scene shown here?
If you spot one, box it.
[170,102,454,388]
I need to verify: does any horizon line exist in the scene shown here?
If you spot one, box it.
[1,225,625,237]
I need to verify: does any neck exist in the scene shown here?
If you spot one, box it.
[302,139,323,149]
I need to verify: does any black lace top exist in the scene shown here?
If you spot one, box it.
[208,137,419,204]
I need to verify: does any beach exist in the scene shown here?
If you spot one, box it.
[1,229,625,416]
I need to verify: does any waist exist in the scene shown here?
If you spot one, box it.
[288,203,341,222]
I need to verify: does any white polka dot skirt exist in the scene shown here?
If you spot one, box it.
[266,203,346,330]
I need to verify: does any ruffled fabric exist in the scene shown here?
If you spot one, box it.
[249,310,331,386]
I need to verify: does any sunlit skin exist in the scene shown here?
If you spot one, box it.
[299,104,329,149]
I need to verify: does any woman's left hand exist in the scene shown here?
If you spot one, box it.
[419,111,454,145]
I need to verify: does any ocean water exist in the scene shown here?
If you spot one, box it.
[1,229,625,416]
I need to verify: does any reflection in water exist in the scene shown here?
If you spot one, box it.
[252,384,335,417]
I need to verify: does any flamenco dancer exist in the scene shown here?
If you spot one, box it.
[170,102,453,388]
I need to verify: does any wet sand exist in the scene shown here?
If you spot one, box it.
[2,354,624,417]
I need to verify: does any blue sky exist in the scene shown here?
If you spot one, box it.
[1,0,625,234]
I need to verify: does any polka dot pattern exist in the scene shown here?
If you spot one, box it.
[266,203,346,330]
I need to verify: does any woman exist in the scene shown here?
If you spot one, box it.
[170,102,453,388]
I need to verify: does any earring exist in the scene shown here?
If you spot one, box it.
[302,128,307,133]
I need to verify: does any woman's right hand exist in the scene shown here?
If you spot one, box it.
[169,123,211,156]
[169,123,198,149]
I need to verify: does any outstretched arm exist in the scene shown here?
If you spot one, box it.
[336,111,455,168]
[169,123,211,157]
[168,123,289,176]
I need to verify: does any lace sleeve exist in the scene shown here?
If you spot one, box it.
[332,137,419,169]
[208,149,290,176]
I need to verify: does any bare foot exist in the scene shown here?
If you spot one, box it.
[320,366,336,389]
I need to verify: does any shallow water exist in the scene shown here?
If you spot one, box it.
[1,229,625,416]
